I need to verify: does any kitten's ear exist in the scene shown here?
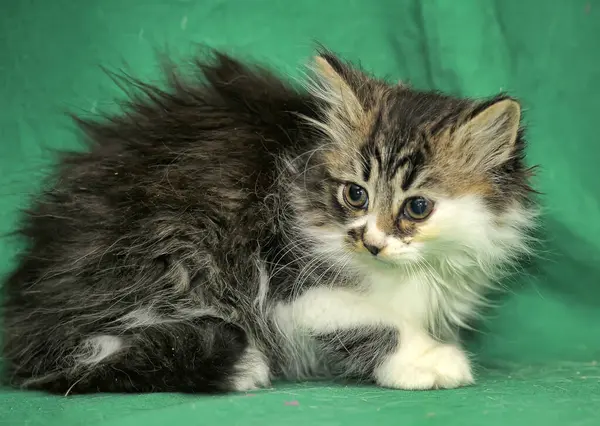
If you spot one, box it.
[311,52,367,125]
[313,53,356,93]
[458,97,522,169]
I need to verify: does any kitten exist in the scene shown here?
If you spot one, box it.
[1,48,535,395]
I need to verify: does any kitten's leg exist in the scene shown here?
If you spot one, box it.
[314,326,400,380]
[275,286,473,389]
[18,318,270,395]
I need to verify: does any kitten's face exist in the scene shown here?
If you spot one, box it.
[294,53,534,274]
[321,149,523,270]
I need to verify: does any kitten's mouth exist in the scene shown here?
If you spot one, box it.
[353,248,421,269]
[357,252,399,268]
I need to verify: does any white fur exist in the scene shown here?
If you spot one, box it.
[274,193,533,389]
[315,194,533,331]
[272,284,475,389]
[120,308,165,328]
[271,298,324,379]
[76,335,124,366]
[231,347,271,392]
[375,340,474,390]
[119,307,220,329]
[363,215,387,248]
[254,260,270,312]
[173,262,190,292]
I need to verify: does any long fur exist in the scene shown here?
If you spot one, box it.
[1,48,536,395]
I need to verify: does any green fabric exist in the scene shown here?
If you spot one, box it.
[1,0,599,424]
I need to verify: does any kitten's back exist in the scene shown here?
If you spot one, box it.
[1,51,313,393]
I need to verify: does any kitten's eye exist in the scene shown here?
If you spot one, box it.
[403,197,434,221]
[343,183,369,209]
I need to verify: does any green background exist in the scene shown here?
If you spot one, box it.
[1,0,599,425]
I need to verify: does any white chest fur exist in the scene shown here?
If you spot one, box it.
[365,269,437,329]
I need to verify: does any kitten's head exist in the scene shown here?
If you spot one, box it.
[291,51,536,278]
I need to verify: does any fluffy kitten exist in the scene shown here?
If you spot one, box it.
[1,48,535,394]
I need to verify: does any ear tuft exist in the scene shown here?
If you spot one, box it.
[469,98,521,142]
[313,55,345,88]
[309,51,365,125]
[459,97,522,169]
[314,51,348,80]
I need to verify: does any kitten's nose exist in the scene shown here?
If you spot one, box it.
[364,243,381,256]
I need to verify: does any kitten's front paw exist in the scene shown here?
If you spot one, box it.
[375,344,474,390]
[230,348,271,392]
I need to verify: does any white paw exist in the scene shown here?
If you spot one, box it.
[230,347,271,392]
[375,343,474,390]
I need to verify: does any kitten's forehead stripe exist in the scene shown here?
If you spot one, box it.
[369,107,385,145]
[428,109,461,136]
[399,150,425,191]
[361,113,428,192]
[360,109,385,182]
[361,155,372,182]
[390,156,409,179]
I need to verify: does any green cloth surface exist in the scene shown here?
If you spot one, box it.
[1,0,599,425]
